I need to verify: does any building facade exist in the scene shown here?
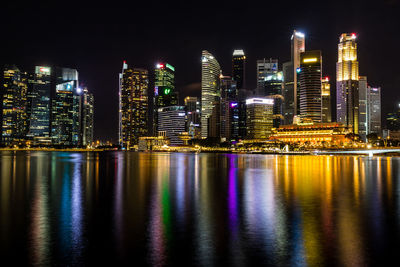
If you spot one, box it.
[256,58,278,95]
[1,65,29,145]
[184,96,201,139]
[201,50,221,138]
[232,50,246,89]
[263,72,284,128]
[157,106,186,146]
[299,50,322,123]
[154,62,178,134]
[336,33,359,134]
[119,62,148,149]
[220,75,239,141]
[245,98,274,139]
[358,76,368,139]
[321,77,332,123]
[82,87,94,147]
[367,86,381,135]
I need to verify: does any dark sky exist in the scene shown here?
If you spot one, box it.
[2,0,399,142]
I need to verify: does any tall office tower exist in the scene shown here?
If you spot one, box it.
[184,96,201,139]
[263,71,284,128]
[387,104,400,131]
[51,67,80,146]
[154,62,178,134]
[283,30,305,124]
[220,75,239,140]
[82,87,94,147]
[358,76,368,139]
[336,33,359,134]
[245,98,274,139]
[201,50,221,138]
[367,86,381,135]
[256,58,278,95]
[299,50,322,123]
[28,66,52,145]
[157,106,186,145]
[0,65,29,145]
[119,62,148,149]
[321,77,332,123]
[232,50,246,89]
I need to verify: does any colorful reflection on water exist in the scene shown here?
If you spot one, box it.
[0,151,399,266]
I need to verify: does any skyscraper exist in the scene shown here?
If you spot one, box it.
[257,58,278,95]
[283,30,305,124]
[336,33,359,134]
[220,75,238,140]
[358,76,368,139]
[119,62,148,149]
[321,77,332,123]
[299,50,322,123]
[82,87,94,147]
[367,86,381,135]
[28,66,52,145]
[184,96,201,139]
[154,62,178,134]
[246,98,274,139]
[262,72,284,128]
[232,50,246,89]
[1,65,29,145]
[157,106,186,146]
[201,50,221,138]
[51,67,80,146]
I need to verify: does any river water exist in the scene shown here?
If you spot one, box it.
[0,151,399,266]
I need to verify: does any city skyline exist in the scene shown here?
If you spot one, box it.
[1,1,399,141]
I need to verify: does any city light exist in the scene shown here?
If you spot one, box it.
[246,98,274,105]
[303,58,317,63]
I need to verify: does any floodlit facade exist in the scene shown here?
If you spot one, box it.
[336,33,359,134]
[119,62,148,149]
[299,50,322,123]
[283,30,305,124]
[245,98,274,139]
[232,50,246,89]
[154,62,177,134]
[1,65,29,145]
[158,106,186,145]
[263,72,284,128]
[82,87,94,146]
[321,77,332,123]
[201,50,221,138]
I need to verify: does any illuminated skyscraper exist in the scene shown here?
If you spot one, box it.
[51,67,80,146]
[119,62,148,149]
[257,58,278,95]
[154,62,178,134]
[28,66,52,145]
[321,77,332,123]
[262,71,284,128]
[184,96,201,139]
[232,50,246,89]
[201,50,221,138]
[336,33,359,134]
[158,106,186,145]
[283,30,305,124]
[82,87,94,147]
[358,76,368,139]
[299,50,322,123]
[220,75,239,140]
[1,65,29,145]
[245,98,274,139]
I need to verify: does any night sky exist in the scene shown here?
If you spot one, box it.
[2,0,399,142]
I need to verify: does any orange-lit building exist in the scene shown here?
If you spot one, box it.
[271,120,351,145]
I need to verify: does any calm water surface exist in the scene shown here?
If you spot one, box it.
[0,151,399,266]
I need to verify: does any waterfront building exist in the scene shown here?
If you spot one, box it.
[271,120,351,146]
[256,58,278,95]
[367,86,381,135]
[138,135,169,151]
[119,62,148,149]
[358,76,368,139]
[157,106,186,145]
[0,65,29,145]
[82,87,94,147]
[154,62,178,134]
[263,72,284,128]
[299,50,322,123]
[220,75,239,141]
[232,50,246,89]
[283,30,305,124]
[245,98,274,139]
[321,77,332,123]
[51,67,80,146]
[201,50,221,138]
[28,66,52,145]
[184,96,201,139]
[336,33,359,134]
